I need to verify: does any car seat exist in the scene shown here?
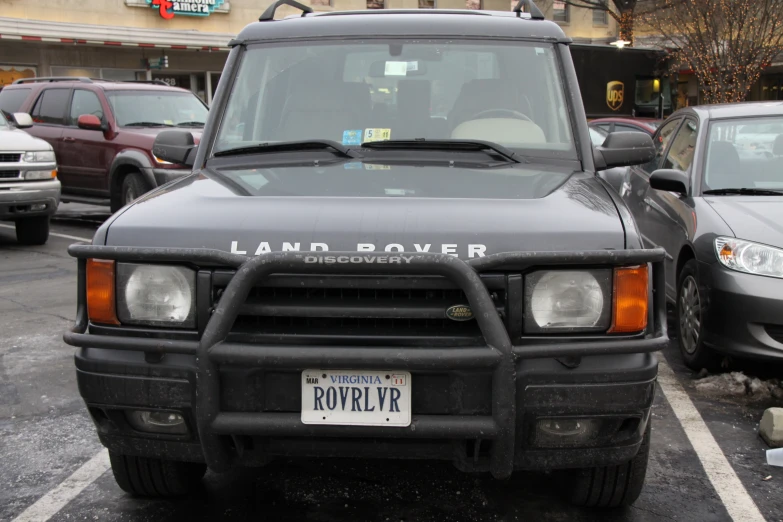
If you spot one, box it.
[705,141,741,190]
[278,82,371,142]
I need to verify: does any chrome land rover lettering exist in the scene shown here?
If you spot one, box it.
[230,241,487,257]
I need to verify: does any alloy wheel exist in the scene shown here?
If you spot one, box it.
[679,275,701,354]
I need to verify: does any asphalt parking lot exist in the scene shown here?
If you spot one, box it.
[1,204,782,522]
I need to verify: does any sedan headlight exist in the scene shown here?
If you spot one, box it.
[23,150,56,163]
[524,270,612,333]
[116,264,196,327]
[715,237,783,278]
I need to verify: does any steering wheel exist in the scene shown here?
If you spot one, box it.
[468,108,532,122]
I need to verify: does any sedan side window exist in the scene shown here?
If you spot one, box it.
[663,120,698,172]
[69,90,104,126]
[30,88,71,125]
[641,118,680,174]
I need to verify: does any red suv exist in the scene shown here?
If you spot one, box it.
[0,78,207,212]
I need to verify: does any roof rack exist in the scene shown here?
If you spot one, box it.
[123,80,172,86]
[259,0,312,21]
[13,76,93,84]
[512,0,545,20]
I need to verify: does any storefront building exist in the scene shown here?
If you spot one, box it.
[1,0,624,106]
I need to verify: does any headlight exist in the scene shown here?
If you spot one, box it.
[715,237,783,278]
[116,264,196,327]
[24,170,57,180]
[524,270,612,333]
[23,150,56,163]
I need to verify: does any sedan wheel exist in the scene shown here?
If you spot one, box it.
[679,276,701,355]
[677,259,717,371]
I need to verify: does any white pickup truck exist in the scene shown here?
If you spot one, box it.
[0,111,60,244]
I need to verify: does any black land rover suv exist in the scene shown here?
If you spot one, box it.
[65,0,666,508]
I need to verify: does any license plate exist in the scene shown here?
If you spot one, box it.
[301,369,412,427]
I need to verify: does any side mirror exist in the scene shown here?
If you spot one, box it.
[77,114,104,131]
[12,112,33,129]
[153,130,195,166]
[594,131,655,171]
[650,168,689,195]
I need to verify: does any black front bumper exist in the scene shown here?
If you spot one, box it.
[65,247,667,479]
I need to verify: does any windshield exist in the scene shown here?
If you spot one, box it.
[589,126,607,146]
[0,111,7,127]
[106,90,208,127]
[214,40,575,159]
[705,117,783,192]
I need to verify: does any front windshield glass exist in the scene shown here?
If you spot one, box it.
[214,40,575,158]
[705,117,783,191]
[106,90,208,127]
[0,111,8,127]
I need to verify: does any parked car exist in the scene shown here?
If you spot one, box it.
[590,117,661,137]
[0,77,207,212]
[63,1,666,508]
[0,111,60,244]
[606,102,783,369]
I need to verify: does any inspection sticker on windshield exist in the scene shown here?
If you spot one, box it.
[342,130,363,146]
[384,61,408,76]
[301,369,412,427]
[364,128,391,142]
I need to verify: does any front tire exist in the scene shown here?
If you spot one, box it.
[108,452,206,497]
[568,420,651,508]
[677,259,718,371]
[112,172,150,213]
[15,216,50,245]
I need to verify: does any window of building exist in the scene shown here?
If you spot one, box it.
[592,1,608,25]
[0,65,36,88]
[466,0,481,10]
[31,89,71,125]
[69,90,104,126]
[367,0,385,8]
[419,0,435,8]
[50,66,100,79]
[553,1,569,22]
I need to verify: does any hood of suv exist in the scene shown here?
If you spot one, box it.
[0,126,53,152]
[104,164,626,257]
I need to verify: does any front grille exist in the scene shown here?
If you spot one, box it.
[0,170,21,179]
[766,325,783,344]
[212,274,506,346]
[0,153,21,163]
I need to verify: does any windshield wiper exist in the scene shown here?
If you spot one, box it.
[214,140,360,159]
[124,121,174,127]
[177,121,205,127]
[360,139,523,164]
[703,187,783,196]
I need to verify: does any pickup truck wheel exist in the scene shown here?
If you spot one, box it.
[568,420,651,508]
[108,452,206,497]
[677,259,718,371]
[15,216,50,245]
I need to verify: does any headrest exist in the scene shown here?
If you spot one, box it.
[773,134,783,156]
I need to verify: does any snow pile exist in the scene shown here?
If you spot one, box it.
[694,372,783,400]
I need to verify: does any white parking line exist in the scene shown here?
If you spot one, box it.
[0,223,91,242]
[658,356,766,522]
[11,450,110,522]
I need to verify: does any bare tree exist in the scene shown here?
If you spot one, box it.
[561,0,655,45]
[642,0,783,103]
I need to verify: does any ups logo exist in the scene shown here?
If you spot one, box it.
[606,81,624,111]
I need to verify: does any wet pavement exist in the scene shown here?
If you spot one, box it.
[1,203,782,521]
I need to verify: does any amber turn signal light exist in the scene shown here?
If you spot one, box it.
[609,265,648,333]
[86,259,119,325]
